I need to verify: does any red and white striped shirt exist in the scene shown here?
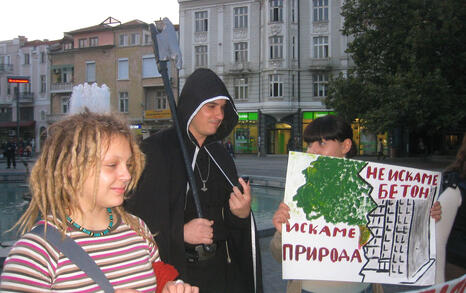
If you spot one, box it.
[1,215,159,292]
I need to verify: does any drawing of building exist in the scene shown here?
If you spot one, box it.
[362,198,434,283]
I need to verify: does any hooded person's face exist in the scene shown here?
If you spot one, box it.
[189,99,226,145]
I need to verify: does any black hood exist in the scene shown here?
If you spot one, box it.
[177,68,238,144]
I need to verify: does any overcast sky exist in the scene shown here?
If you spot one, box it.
[1,0,179,41]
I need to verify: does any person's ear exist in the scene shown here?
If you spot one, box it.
[342,138,352,155]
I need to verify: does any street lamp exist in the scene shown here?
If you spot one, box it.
[7,76,30,143]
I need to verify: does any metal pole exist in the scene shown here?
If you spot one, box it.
[150,23,214,253]
[16,84,20,142]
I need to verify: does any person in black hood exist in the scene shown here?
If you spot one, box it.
[127,68,263,293]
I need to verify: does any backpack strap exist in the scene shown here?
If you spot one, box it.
[30,224,114,293]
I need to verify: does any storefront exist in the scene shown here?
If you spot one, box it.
[300,111,334,150]
[351,119,388,156]
[228,112,258,154]
[142,109,172,139]
[268,123,291,154]
[0,120,35,155]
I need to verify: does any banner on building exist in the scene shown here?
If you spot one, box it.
[282,152,440,285]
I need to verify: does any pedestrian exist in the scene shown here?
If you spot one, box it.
[377,137,385,160]
[270,115,442,293]
[440,133,466,280]
[128,68,263,293]
[287,137,295,152]
[5,137,16,169]
[225,140,235,158]
[0,87,197,293]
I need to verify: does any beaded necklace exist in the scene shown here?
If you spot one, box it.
[66,207,113,237]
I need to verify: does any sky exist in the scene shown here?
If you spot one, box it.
[0,0,179,42]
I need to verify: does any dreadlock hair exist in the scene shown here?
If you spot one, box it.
[12,109,153,244]
[303,115,356,157]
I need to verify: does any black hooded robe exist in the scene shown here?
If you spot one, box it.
[128,68,263,293]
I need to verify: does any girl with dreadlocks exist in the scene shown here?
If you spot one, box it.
[0,84,197,293]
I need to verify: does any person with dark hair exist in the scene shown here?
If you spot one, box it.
[442,133,466,278]
[5,137,16,169]
[128,68,262,293]
[270,115,441,293]
[377,138,385,160]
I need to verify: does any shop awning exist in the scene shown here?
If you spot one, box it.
[0,121,36,128]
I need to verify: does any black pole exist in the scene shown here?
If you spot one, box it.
[149,23,206,221]
[16,85,20,143]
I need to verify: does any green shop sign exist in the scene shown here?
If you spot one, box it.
[238,112,258,121]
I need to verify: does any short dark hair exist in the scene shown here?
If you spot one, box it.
[303,115,353,144]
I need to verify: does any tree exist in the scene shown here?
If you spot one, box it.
[326,0,466,136]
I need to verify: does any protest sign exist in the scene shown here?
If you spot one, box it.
[282,152,441,285]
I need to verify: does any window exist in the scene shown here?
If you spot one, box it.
[130,33,140,45]
[292,36,296,59]
[119,34,128,46]
[61,97,70,114]
[24,53,30,64]
[40,75,46,93]
[86,61,96,82]
[270,0,283,22]
[292,0,296,23]
[64,42,73,50]
[118,58,129,80]
[234,7,248,28]
[145,89,167,110]
[40,52,46,64]
[195,45,208,68]
[142,55,161,78]
[234,78,248,100]
[313,0,329,22]
[313,36,329,58]
[89,37,99,47]
[195,11,208,32]
[291,74,295,97]
[313,74,328,97]
[269,74,283,97]
[7,83,11,95]
[234,42,248,63]
[269,36,283,59]
[41,110,45,120]
[119,92,129,113]
[144,33,151,45]
[156,90,168,110]
[23,83,31,93]
[79,38,87,48]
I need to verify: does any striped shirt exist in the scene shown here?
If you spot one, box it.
[0,215,159,292]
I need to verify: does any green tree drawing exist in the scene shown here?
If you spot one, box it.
[293,156,375,226]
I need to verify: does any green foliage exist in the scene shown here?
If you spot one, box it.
[293,156,375,226]
[326,0,466,134]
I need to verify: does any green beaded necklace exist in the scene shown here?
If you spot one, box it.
[66,207,113,237]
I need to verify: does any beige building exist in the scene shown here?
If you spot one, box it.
[48,17,179,139]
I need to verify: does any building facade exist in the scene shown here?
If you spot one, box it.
[0,36,53,153]
[178,0,353,154]
[48,17,179,142]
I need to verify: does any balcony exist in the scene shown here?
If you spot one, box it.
[308,58,332,70]
[227,62,252,73]
[0,64,13,73]
[18,93,34,104]
[50,82,73,93]
[46,113,66,124]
